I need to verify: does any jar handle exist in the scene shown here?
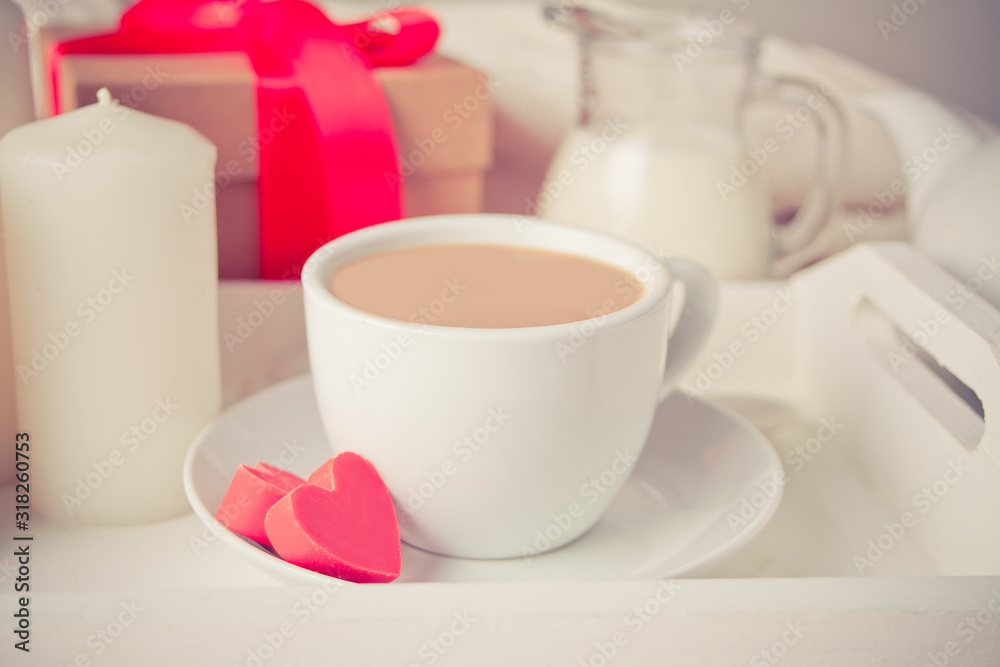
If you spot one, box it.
[753,76,846,261]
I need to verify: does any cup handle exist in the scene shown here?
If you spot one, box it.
[753,76,846,260]
[658,256,719,402]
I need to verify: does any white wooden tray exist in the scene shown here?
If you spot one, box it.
[2,242,998,666]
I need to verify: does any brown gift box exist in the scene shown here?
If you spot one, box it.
[47,40,494,279]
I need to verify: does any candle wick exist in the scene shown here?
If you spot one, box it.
[96,88,113,106]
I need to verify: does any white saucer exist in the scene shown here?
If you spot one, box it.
[183,375,783,584]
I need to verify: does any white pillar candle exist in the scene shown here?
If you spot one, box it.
[0,88,221,526]
[0,0,35,486]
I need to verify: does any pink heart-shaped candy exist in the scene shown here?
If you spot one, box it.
[265,452,401,583]
[215,462,306,548]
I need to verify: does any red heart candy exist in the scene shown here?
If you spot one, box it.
[255,461,307,492]
[306,456,337,489]
[265,452,401,583]
[216,462,306,549]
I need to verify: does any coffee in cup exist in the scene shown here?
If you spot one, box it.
[328,243,644,329]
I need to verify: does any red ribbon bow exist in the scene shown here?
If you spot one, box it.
[50,0,440,279]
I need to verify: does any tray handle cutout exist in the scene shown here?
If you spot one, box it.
[854,296,985,452]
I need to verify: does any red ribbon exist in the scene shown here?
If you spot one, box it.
[50,0,439,279]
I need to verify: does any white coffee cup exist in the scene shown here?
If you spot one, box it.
[301,215,717,559]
